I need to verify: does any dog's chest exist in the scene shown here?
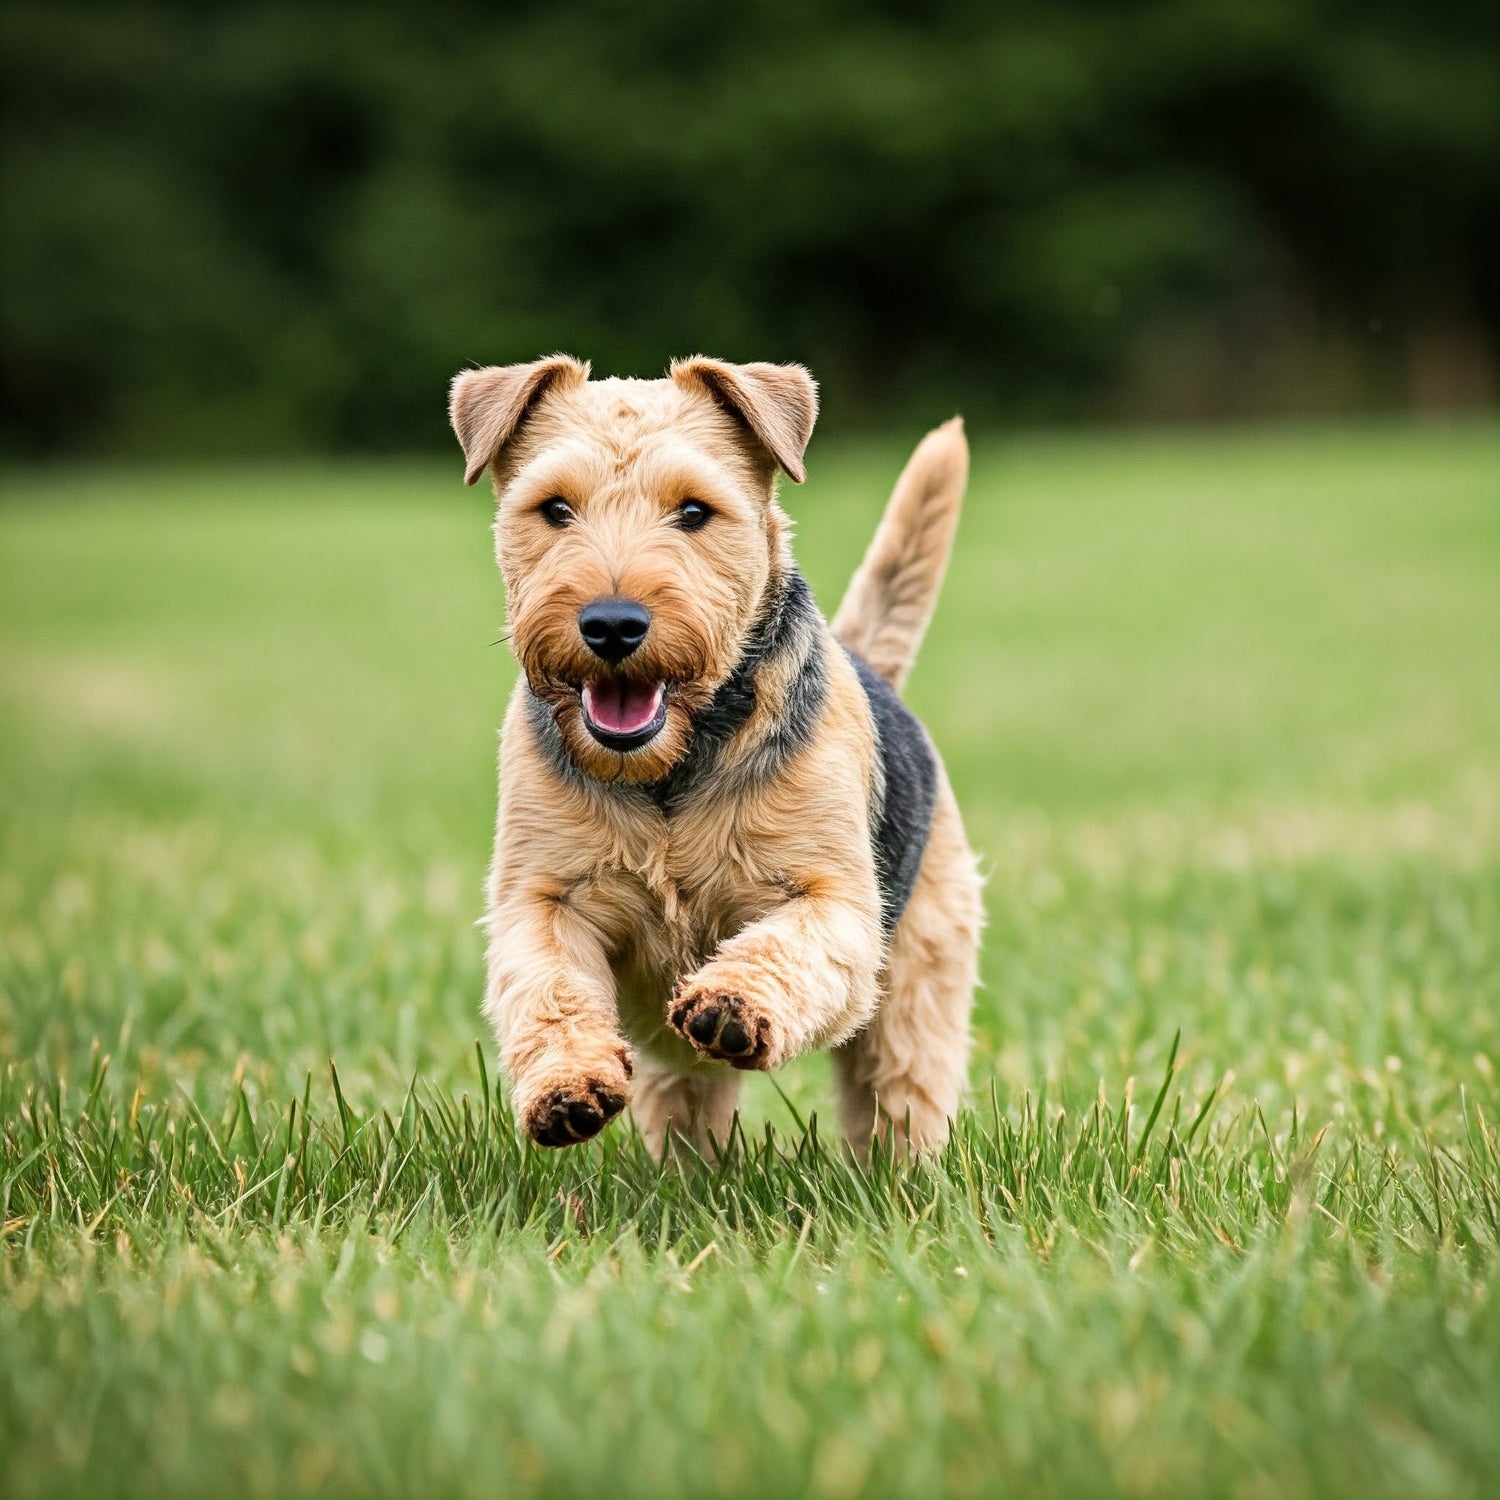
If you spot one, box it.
[589,799,785,987]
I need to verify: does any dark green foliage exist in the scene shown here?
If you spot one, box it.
[3,2,1497,458]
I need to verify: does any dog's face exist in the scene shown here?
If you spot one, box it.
[450,356,818,784]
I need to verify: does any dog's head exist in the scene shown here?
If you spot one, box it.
[450,355,818,784]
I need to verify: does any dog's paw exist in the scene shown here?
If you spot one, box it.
[523,1075,630,1147]
[515,1043,633,1148]
[669,984,777,1071]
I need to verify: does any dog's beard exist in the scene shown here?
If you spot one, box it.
[516,629,718,786]
[537,677,699,786]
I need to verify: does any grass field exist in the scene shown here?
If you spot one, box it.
[2,422,1498,1499]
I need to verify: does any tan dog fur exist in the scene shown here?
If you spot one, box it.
[449,355,982,1156]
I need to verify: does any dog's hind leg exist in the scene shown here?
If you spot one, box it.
[629,1058,741,1161]
[833,776,983,1156]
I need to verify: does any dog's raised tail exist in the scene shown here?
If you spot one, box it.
[830,417,969,694]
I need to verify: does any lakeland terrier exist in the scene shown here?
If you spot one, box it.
[449,355,982,1156]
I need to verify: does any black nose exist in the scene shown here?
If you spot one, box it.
[578,598,651,664]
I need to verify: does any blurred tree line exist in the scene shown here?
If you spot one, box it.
[3,0,1496,458]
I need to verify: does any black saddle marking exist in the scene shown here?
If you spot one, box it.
[846,650,938,934]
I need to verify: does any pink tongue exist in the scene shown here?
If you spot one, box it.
[584,680,663,735]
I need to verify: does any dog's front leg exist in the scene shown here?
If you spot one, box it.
[669,877,882,1072]
[483,894,633,1147]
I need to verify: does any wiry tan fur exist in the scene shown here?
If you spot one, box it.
[449,354,983,1157]
[830,418,969,693]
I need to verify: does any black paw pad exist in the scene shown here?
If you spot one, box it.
[528,1082,627,1148]
[718,1018,751,1054]
[687,1009,720,1046]
[670,992,770,1069]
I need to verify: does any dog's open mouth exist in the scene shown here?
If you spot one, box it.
[581,679,668,751]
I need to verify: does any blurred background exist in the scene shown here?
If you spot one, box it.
[3,0,1498,460]
[1,0,1497,1114]
[3,14,1499,1495]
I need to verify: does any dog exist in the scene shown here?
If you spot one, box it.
[449,355,983,1157]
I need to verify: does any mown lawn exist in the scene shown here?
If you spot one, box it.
[2,422,1498,1499]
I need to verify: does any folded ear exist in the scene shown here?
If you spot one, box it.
[670,357,819,484]
[449,354,590,486]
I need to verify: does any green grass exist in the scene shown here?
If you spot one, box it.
[2,422,1499,1499]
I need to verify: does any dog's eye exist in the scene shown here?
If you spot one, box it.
[676,500,712,532]
[539,497,574,528]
